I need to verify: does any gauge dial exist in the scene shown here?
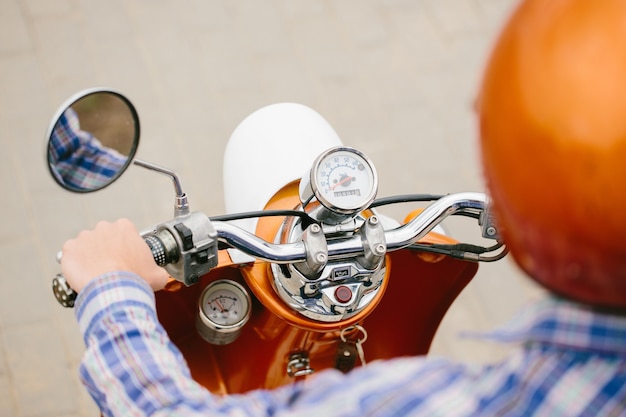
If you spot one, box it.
[196,280,251,345]
[312,147,378,214]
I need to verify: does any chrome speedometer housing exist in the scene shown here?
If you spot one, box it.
[300,147,378,219]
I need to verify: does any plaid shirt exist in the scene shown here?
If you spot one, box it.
[75,272,626,416]
[49,108,127,191]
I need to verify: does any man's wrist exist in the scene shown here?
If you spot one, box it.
[75,271,155,342]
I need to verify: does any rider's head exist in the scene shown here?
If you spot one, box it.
[477,0,626,309]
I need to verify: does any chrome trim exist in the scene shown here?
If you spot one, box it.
[133,159,189,217]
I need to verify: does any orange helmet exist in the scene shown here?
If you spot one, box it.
[478,0,626,308]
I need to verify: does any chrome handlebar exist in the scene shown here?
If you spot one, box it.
[214,192,488,263]
[52,192,492,308]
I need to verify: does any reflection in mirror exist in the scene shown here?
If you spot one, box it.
[47,90,140,193]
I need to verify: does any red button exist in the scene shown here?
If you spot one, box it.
[335,286,352,303]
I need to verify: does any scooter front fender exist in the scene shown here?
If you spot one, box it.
[223,103,342,233]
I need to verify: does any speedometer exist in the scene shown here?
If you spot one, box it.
[309,147,378,214]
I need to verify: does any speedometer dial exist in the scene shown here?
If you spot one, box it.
[311,147,378,214]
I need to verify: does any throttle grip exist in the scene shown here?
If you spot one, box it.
[52,231,177,308]
[144,235,168,266]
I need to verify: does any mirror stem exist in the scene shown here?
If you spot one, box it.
[133,159,190,217]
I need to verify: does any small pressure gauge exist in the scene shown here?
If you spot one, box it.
[301,147,378,216]
[196,280,252,345]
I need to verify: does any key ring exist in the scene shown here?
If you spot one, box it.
[340,324,368,344]
[341,325,368,366]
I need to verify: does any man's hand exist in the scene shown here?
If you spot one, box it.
[61,219,170,293]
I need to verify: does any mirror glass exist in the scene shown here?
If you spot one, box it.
[46,89,140,192]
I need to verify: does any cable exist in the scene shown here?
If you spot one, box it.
[370,194,445,208]
[408,241,507,262]
[210,210,319,228]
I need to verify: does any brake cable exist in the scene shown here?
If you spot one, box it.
[210,210,319,229]
[369,194,445,207]
[408,241,508,262]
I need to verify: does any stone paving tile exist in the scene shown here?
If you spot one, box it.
[0,0,32,54]
[0,242,54,328]
[0,338,18,417]
[0,0,533,415]
[2,321,82,416]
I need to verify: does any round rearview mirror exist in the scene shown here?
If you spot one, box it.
[46,88,140,193]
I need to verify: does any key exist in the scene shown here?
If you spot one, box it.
[355,338,367,366]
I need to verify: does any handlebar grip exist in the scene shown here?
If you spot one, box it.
[144,235,168,266]
[52,274,77,308]
[52,233,177,308]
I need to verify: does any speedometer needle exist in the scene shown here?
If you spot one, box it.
[331,175,355,190]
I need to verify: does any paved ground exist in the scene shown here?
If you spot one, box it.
[0,0,546,415]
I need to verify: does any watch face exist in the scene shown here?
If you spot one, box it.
[312,147,378,213]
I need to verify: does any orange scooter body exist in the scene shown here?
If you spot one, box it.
[155,181,478,394]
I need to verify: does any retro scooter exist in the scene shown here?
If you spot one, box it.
[46,88,506,394]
